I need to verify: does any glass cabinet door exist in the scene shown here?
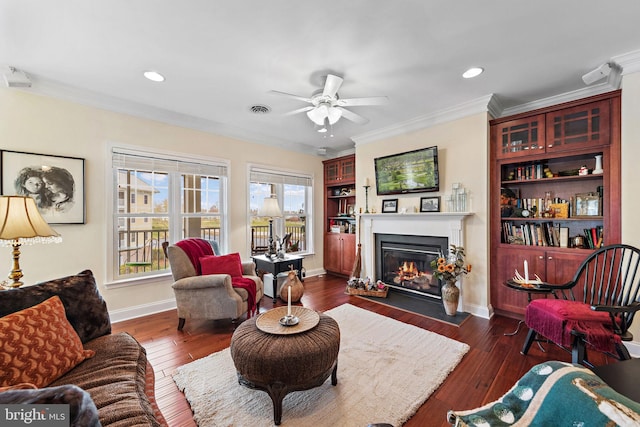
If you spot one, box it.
[495,114,545,159]
[546,100,610,153]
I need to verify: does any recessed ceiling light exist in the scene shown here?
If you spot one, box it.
[143,70,165,82]
[462,67,484,79]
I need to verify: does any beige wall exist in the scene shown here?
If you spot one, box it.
[621,71,640,343]
[355,113,490,314]
[0,87,324,314]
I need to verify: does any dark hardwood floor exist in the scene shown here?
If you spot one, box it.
[112,274,615,427]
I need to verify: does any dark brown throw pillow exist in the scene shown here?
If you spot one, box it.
[0,270,110,343]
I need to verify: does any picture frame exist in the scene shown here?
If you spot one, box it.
[420,196,440,212]
[381,198,398,213]
[573,192,600,217]
[1,150,85,224]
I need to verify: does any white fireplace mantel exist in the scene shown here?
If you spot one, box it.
[359,212,472,308]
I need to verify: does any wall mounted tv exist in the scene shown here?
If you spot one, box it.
[374,146,440,195]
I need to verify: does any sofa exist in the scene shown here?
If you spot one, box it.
[0,270,165,426]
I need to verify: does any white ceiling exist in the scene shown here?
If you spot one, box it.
[2,1,640,157]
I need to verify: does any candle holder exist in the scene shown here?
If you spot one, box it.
[279,314,299,326]
[364,185,370,213]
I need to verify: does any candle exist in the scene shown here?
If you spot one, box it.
[524,260,529,283]
[287,285,291,316]
[364,177,369,187]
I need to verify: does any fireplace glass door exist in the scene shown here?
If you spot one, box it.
[375,234,448,299]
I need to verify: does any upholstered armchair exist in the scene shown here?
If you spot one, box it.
[166,239,264,330]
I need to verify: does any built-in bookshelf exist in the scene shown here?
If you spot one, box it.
[489,91,621,317]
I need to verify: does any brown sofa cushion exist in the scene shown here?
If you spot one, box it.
[50,332,160,427]
[0,270,110,343]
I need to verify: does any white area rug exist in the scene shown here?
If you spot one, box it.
[172,303,470,427]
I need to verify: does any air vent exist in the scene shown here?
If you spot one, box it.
[249,104,271,114]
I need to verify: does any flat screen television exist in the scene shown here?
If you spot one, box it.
[374,146,439,195]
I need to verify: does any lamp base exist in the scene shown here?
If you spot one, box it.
[7,243,25,287]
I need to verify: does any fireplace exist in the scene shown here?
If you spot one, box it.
[375,234,448,299]
[360,212,471,310]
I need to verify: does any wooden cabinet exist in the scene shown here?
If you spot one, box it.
[324,155,355,185]
[490,91,621,318]
[493,99,611,160]
[324,232,356,276]
[323,154,357,276]
[546,99,611,153]
[494,114,545,159]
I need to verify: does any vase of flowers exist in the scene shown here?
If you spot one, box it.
[430,245,472,316]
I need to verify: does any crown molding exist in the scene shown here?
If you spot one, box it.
[612,49,640,75]
[499,64,623,118]
[352,94,495,146]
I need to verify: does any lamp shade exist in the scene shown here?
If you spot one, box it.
[0,196,61,246]
[259,197,282,218]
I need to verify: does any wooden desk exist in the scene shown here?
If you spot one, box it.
[252,254,304,302]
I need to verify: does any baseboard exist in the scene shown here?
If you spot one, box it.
[462,302,491,319]
[623,340,640,358]
[109,298,176,324]
[109,269,327,323]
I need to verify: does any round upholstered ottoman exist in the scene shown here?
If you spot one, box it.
[230,308,340,425]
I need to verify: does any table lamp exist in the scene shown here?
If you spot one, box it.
[259,196,282,258]
[0,196,62,288]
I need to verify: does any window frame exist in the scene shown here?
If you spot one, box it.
[247,164,313,257]
[107,145,229,285]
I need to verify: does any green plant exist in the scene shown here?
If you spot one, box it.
[430,244,471,283]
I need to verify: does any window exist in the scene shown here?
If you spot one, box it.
[112,148,228,280]
[249,166,312,256]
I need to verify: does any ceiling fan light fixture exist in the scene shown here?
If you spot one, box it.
[143,70,165,82]
[462,67,484,79]
[307,104,328,125]
[327,106,342,125]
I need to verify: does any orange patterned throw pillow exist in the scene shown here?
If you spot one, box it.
[0,296,95,388]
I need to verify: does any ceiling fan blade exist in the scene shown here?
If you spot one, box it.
[337,96,389,107]
[322,74,343,98]
[336,107,369,125]
[269,90,312,103]
[283,106,314,116]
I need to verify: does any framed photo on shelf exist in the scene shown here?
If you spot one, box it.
[381,198,398,213]
[420,196,440,212]
[1,150,85,224]
[573,192,600,217]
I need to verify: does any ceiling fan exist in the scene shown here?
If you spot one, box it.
[271,74,388,131]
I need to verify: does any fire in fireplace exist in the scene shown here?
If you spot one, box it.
[375,233,448,299]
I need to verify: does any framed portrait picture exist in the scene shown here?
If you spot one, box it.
[381,198,398,213]
[573,192,601,217]
[420,196,440,212]
[1,150,85,224]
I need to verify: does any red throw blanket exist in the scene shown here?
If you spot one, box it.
[525,299,620,354]
[175,238,214,275]
[232,277,257,318]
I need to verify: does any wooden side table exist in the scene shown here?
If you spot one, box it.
[503,279,558,337]
[252,254,303,302]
